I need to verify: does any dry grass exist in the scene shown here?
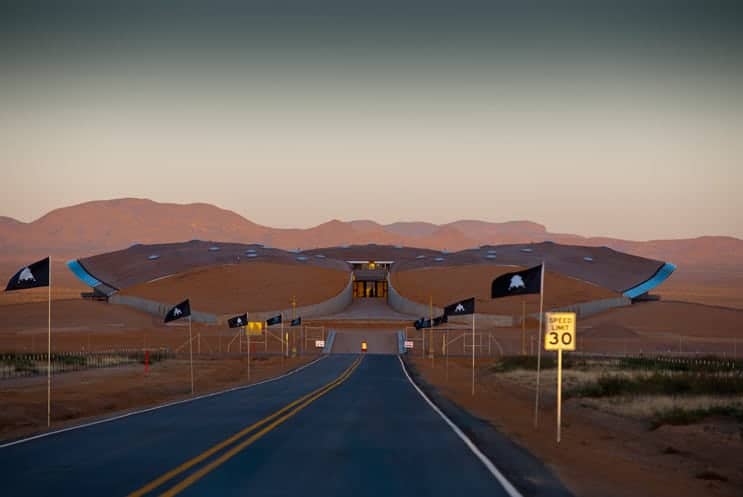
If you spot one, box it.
[577,395,743,420]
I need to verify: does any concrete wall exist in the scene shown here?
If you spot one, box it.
[109,274,354,325]
[532,296,632,320]
[386,274,515,327]
[109,294,219,324]
[387,274,630,328]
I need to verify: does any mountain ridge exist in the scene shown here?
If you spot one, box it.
[1,198,741,269]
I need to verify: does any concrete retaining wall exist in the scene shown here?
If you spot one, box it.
[533,296,632,320]
[386,274,515,327]
[387,274,630,327]
[108,294,219,324]
[109,274,354,325]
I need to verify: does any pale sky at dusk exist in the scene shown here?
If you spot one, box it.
[1,1,741,240]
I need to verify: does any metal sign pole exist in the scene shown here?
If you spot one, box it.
[557,348,563,443]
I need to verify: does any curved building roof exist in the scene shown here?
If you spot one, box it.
[68,241,674,299]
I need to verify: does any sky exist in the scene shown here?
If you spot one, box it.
[1,1,742,240]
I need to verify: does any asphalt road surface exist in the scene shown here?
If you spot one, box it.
[0,354,539,497]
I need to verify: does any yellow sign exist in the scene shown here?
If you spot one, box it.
[544,312,576,351]
[245,321,263,336]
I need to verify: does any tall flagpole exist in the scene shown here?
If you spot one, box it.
[189,315,194,395]
[247,320,251,382]
[429,296,434,366]
[471,312,475,396]
[534,260,546,428]
[281,314,284,365]
[47,256,52,428]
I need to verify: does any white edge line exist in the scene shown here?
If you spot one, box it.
[397,355,524,497]
[0,355,327,450]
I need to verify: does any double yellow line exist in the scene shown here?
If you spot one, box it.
[127,356,363,497]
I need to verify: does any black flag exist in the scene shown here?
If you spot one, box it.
[415,314,448,330]
[266,314,282,326]
[5,257,50,292]
[491,265,542,299]
[433,314,448,326]
[444,297,475,316]
[228,313,248,328]
[290,317,302,327]
[164,300,191,323]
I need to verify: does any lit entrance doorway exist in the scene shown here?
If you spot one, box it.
[353,280,388,298]
[349,260,392,299]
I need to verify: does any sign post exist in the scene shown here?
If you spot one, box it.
[544,312,576,444]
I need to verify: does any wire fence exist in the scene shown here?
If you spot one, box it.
[0,349,173,380]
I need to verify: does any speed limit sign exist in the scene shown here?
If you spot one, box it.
[543,311,576,444]
[544,312,576,351]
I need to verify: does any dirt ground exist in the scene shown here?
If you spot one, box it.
[411,356,743,497]
[658,268,743,310]
[580,301,743,339]
[392,265,618,316]
[0,354,319,442]
[121,262,349,314]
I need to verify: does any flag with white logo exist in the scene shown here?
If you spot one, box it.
[290,317,302,327]
[414,314,447,330]
[5,257,50,292]
[266,314,282,326]
[228,313,248,328]
[164,299,191,323]
[491,265,542,299]
[444,297,475,316]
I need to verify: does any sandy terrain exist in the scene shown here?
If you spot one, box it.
[410,356,743,497]
[120,262,349,314]
[581,301,743,339]
[391,265,618,315]
[658,268,743,309]
[0,355,318,442]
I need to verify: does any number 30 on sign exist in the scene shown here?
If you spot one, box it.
[544,312,576,351]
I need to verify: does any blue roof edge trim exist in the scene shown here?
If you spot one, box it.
[622,262,676,299]
[66,259,103,288]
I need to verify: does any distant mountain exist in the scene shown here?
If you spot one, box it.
[1,198,742,271]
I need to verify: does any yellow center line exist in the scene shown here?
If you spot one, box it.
[126,356,362,497]
[158,356,364,497]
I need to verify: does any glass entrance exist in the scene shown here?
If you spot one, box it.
[353,280,387,298]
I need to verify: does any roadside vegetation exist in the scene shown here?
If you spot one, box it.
[489,354,743,429]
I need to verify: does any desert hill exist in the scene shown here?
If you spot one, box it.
[2,198,740,266]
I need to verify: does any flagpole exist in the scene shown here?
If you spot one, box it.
[47,256,52,428]
[429,296,434,366]
[471,312,475,396]
[189,315,194,395]
[522,299,527,355]
[534,260,545,428]
[281,314,284,365]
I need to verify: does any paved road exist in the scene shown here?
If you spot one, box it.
[330,329,399,354]
[0,354,523,497]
